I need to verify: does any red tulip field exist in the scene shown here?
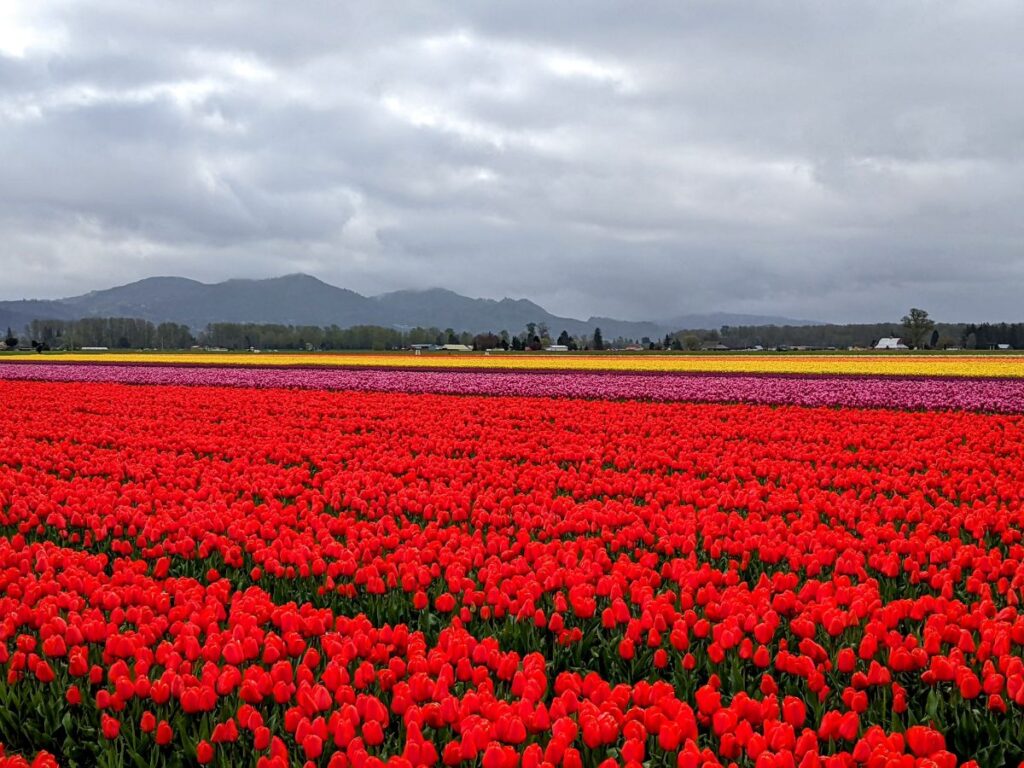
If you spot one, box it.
[1,376,1023,767]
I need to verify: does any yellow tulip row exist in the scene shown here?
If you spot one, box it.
[7,352,1024,378]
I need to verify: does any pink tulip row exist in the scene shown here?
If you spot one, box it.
[2,361,1022,412]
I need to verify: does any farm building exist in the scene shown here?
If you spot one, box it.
[875,338,908,350]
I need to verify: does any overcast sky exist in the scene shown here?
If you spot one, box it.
[1,2,1022,322]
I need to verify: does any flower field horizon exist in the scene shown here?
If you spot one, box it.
[1,360,1023,767]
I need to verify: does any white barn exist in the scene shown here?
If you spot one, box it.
[875,337,909,350]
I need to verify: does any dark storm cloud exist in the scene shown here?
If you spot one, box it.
[1,1,1022,321]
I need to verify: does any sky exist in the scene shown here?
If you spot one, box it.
[1,2,1022,323]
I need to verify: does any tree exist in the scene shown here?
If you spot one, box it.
[3,328,16,349]
[472,332,500,351]
[592,327,604,351]
[901,308,935,349]
[556,330,571,347]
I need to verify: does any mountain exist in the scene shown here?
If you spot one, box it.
[61,274,373,329]
[0,300,79,333]
[371,289,553,332]
[369,289,668,339]
[0,274,817,338]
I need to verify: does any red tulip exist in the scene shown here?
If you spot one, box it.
[618,638,635,661]
[196,740,215,764]
[782,696,806,728]
[100,714,120,740]
[155,720,173,746]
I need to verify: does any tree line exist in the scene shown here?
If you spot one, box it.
[678,323,958,350]
[23,318,195,350]
[694,319,1022,350]
[200,323,604,350]
[19,318,454,351]
[960,323,1024,350]
[8,314,1024,352]
[11,318,604,351]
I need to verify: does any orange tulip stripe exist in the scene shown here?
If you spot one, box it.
[0,379,1020,767]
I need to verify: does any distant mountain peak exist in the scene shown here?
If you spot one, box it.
[69,275,200,296]
[374,287,460,298]
[269,272,325,283]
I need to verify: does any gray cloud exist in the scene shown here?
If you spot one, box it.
[1,0,1023,322]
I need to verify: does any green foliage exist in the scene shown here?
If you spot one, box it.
[900,308,936,349]
[667,322,970,350]
[27,318,195,350]
[200,323,449,351]
[961,322,1024,349]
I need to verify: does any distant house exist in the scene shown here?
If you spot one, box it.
[701,342,729,351]
[875,337,908,350]
[440,344,472,352]
[996,343,1012,350]
[81,346,109,351]
[545,344,569,352]
[409,343,437,351]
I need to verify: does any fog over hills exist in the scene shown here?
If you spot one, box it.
[0,274,816,338]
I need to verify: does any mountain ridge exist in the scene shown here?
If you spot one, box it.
[0,274,818,338]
